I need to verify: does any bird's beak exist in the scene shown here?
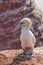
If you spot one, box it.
[14,22,24,31]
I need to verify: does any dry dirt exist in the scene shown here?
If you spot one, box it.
[0,47,43,65]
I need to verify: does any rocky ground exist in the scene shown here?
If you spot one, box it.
[0,0,43,65]
[0,47,43,65]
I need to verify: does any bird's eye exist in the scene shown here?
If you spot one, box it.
[20,22,24,25]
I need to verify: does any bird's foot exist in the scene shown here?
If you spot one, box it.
[25,51,33,58]
[21,51,33,59]
[20,52,27,56]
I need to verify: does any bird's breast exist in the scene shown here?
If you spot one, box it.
[20,27,36,49]
[21,26,32,38]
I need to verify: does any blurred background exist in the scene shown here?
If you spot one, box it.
[0,0,43,50]
[35,0,43,11]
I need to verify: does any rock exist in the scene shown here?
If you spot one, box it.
[0,47,43,65]
[0,49,23,65]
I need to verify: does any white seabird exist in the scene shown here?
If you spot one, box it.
[15,18,36,56]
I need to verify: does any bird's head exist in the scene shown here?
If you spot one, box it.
[14,18,32,31]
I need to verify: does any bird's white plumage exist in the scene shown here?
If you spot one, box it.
[20,26,36,50]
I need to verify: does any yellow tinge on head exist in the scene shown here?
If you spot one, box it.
[14,18,32,31]
[21,18,32,29]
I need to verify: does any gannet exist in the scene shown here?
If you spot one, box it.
[14,18,36,56]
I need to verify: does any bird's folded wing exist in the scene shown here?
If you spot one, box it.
[33,35,36,45]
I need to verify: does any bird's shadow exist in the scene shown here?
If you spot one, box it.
[9,52,32,65]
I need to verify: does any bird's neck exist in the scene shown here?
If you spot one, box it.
[23,26,29,30]
[21,26,29,33]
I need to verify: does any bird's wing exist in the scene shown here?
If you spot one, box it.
[29,30,36,44]
[33,35,36,45]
